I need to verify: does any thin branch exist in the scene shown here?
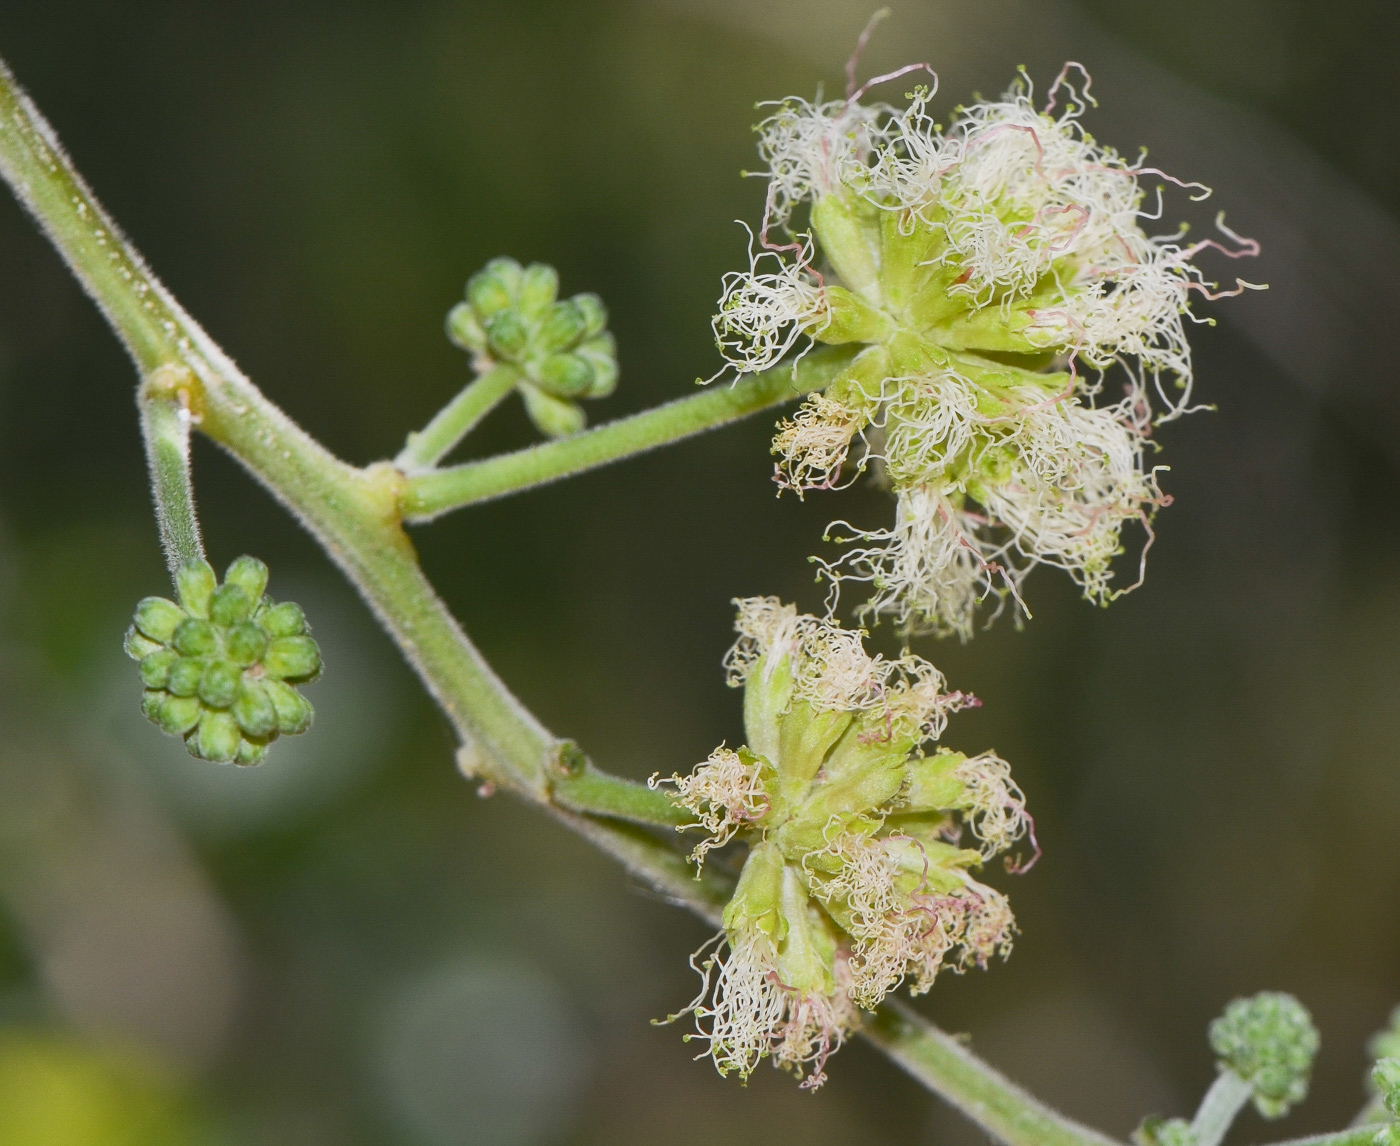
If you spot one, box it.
[399,345,858,521]
[139,371,205,576]
[396,362,521,472]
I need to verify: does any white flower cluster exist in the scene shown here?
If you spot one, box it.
[714,65,1256,636]
[657,600,1030,1087]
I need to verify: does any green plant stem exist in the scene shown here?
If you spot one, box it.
[396,362,520,472]
[865,1004,1124,1146]
[139,385,205,576]
[549,760,693,828]
[0,52,1208,1146]
[400,345,858,521]
[1192,1070,1253,1146]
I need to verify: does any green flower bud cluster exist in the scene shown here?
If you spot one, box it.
[124,557,321,765]
[1208,992,1319,1119]
[1374,1058,1400,1120]
[447,257,618,438]
[656,598,1030,1087]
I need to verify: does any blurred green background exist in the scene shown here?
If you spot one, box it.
[0,1,1397,1142]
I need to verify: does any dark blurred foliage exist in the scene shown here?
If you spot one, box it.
[0,2,1397,1143]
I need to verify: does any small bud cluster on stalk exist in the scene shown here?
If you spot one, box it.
[714,63,1258,636]
[448,256,618,437]
[124,557,321,765]
[653,598,1033,1087]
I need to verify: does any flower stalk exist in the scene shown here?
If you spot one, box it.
[396,362,522,472]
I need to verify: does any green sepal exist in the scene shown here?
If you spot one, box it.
[810,192,884,305]
[722,840,786,938]
[264,636,321,682]
[519,382,585,438]
[741,646,794,763]
[775,699,851,795]
[903,749,967,812]
[773,864,836,996]
[782,750,907,851]
[223,556,269,605]
[809,285,894,345]
[175,561,217,618]
[133,597,184,643]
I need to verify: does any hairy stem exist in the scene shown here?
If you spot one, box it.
[139,375,205,576]
[866,1004,1124,1146]
[1192,1070,1253,1146]
[396,362,521,472]
[400,345,858,521]
[0,52,1153,1146]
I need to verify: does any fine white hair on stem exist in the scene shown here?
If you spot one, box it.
[651,746,769,866]
[723,596,974,743]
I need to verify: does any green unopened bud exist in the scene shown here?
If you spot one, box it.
[198,660,241,709]
[125,555,320,764]
[517,263,559,318]
[574,333,618,397]
[446,301,488,353]
[264,636,321,682]
[157,693,202,736]
[209,583,253,626]
[167,656,204,697]
[485,310,530,359]
[223,556,269,604]
[573,293,607,339]
[1209,992,1319,1118]
[538,299,587,351]
[467,257,521,317]
[138,648,178,690]
[1374,1059,1400,1118]
[226,621,269,666]
[233,680,278,739]
[175,561,217,618]
[193,710,241,763]
[133,597,184,643]
[235,739,267,766]
[260,601,307,639]
[519,383,585,438]
[172,618,217,657]
[535,352,594,398]
[264,678,313,735]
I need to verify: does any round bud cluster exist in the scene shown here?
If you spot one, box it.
[1208,992,1319,1118]
[446,257,618,437]
[124,557,322,765]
